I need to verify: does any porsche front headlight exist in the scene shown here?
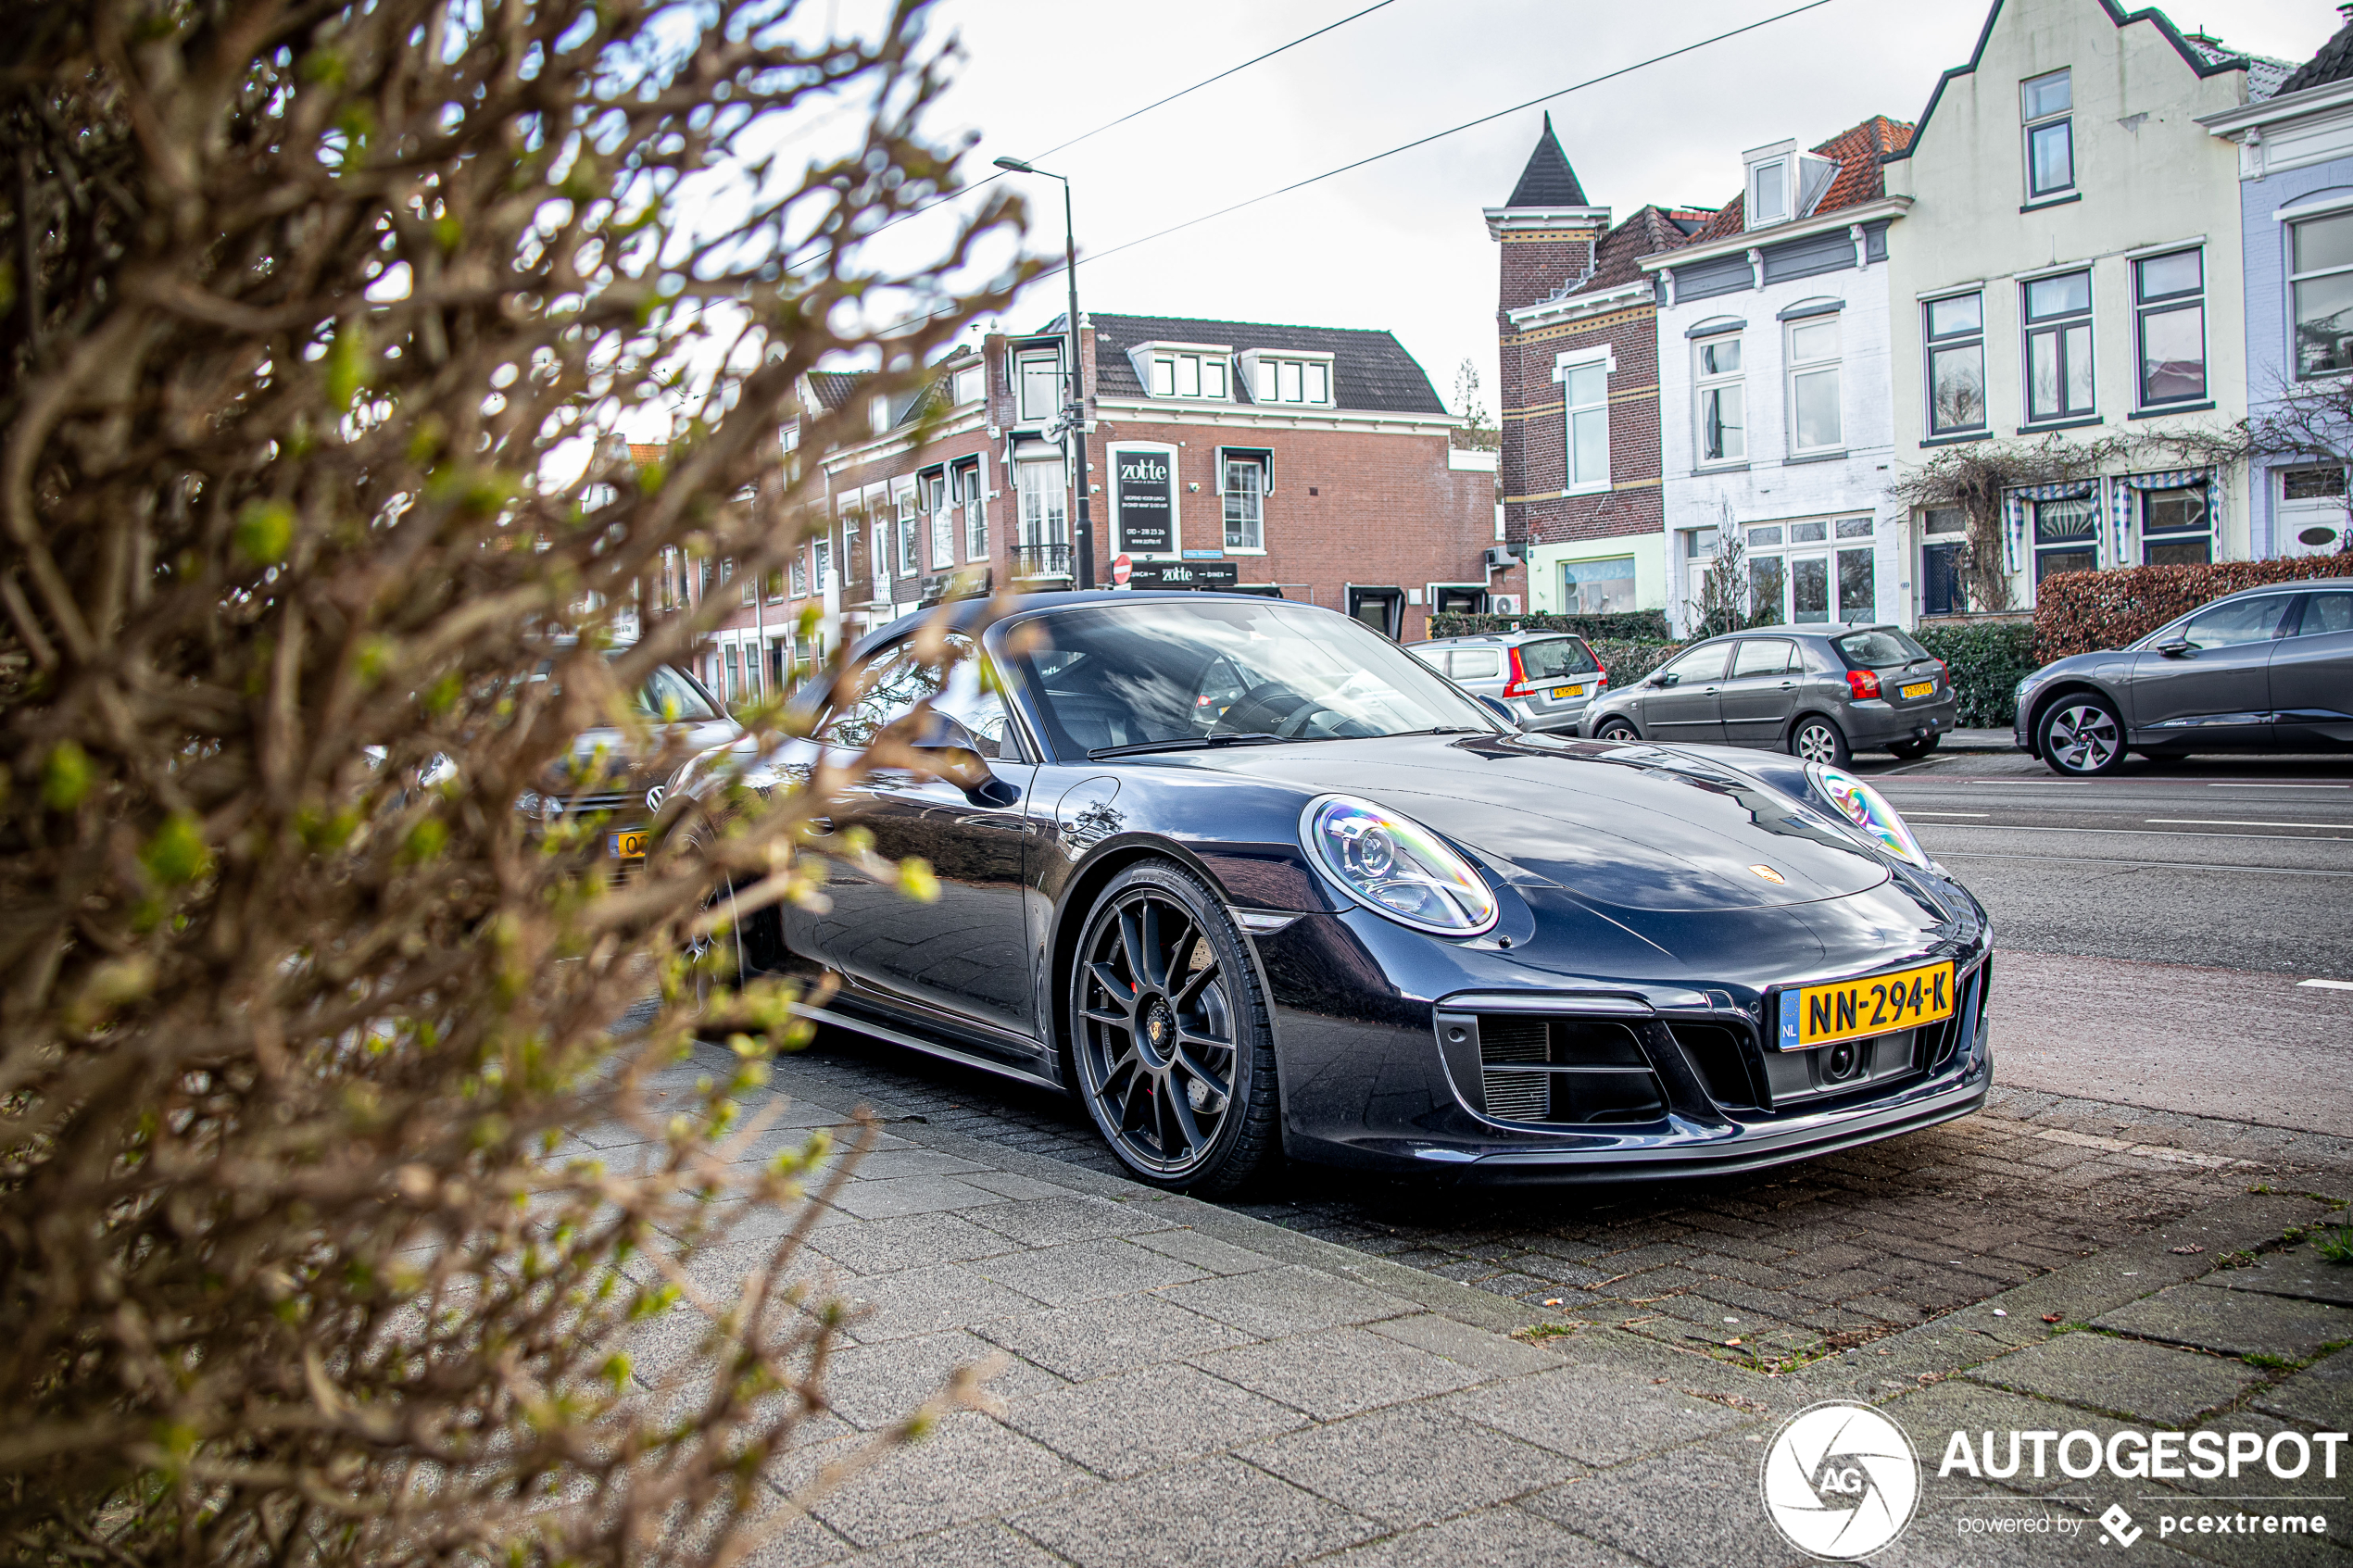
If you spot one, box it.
[1808,763,1931,870]
[1303,795,1498,936]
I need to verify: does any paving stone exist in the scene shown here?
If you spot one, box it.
[824,1173,1013,1221]
[818,1329,1064,1431]
[1963,1333,2263,1426]
[2095,1283,2353,1362]
[805,1211,1026,1276]
[965,1193,1175,1248]
[840,1262,1049,1343]
[954,1169,1084,1202]
[831,1521,1063,1568]
[2252,1347,2353,1428]
[807,1147,990,1182]
[803,1413,1090,1549]
[1195,1325,1491,1421]
[1007,1453,1377,1568]
[963,1236,1207,1308]
[1000,1360,1306,1478]
[1432,1364,1756,1465]
[2207,1252,2353,1311]
[1365,1313,1565,1378]
[975,1292,1255,1381]
[1130,1224,1283,1275]
[1314,1505,1644,1567]
[1876,1380,2145,1498]
[1241,1404,1577,1527]
[1519,1438,1802,1568]
[1154,1264,1412,1338]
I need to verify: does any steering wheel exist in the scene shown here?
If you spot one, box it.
[1215,680,1316,736]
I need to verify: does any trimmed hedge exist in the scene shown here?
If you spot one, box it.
[1914,618,2036,728]
[2033,557,2350,661]
[1589,637,1684,684]
[1428,608,1673,643]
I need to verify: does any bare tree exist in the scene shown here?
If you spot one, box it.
[1451,358,1499,452]
[0,1,1030,1562]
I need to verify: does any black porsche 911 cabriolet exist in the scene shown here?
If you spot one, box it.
[685,592,1991,1196]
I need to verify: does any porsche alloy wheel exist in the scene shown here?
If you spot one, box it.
[1071,862,1278,1194]
[2039,696,2124,777]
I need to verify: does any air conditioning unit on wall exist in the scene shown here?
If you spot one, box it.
[1489,595,1520,615]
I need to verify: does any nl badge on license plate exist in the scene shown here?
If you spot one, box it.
[1778,960,1956,1050]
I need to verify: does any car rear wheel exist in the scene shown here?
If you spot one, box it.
[2038,696,2126,777]
[1069,860,1280,1196]
[1789,715,1850,767]
[1888,735,1940,760]
[1594,719,1641,744]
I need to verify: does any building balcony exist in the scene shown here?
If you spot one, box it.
[1012,542,1073,581]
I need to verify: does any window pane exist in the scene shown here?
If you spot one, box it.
[1930,341,1987,432]
[1660,642,1730,683]
[2284,467,2348,500]
[1570,406,1608,485]
[1564,557,1637,613]
[1752,160,1786,222]
[1791,557,1830,622]
[2182,596,2290,647]
[1177,355,1201,397]
[1748,526,1784,546]
[1205,359,1227,398]
[1790,320,1837,363]
[1837,548,1876,622]
[2035,546,2096,581]
[1732,639,1794,678]
[2135,250,2201,301]
[2026,270,2090,320]
[1254,359,1277,400]
[2295,212,2353,276]
[2036,496,2098,542]
[2142,487,2208,536]
[1750,555,1785,620]
[2063,322,2093,412]
[1835,516,1873,538]
[1151,357,1175,395]
[1279,360,1303,402]
[1924,507,1967,535]
[1793,366,1842,449]
[2022,70,2070,118]
[2294,272,2353,377]
[2296,592,2353,635]
[2139,303,2205,403]
[1308,363,1329,402]
[2028,119,2072,195]
[1698,338,1741,375]
[1564,362,1605,406]
[1701,384,1744,461]
[1520,637,1599,678]
[1020,354,1060,420]
[1452,648,1501,679]
[2028,329,2060,420]
[1926,293,1982,339]
[1789,520,1828,543]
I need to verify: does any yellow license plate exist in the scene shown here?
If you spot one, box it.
[1778,960,1956,1050]
[1552,684,1585,699]
[609,829,649,859]
[1900,680,1935,700]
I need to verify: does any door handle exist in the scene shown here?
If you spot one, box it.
[1778,681,1796,689]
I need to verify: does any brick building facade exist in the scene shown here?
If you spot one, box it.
[680,310,1504,700]
[1490,115,1708,618]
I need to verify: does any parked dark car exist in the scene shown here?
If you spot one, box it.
[1578,623,1957,765]
[519,646,740,864]
[1404,630,1607,733]
[2014,577,2353,775]
[683,594,1991,1195]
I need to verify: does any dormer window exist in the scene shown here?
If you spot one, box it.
[1014,345,1062,424]
[950,363,985,406]
[868,393,892,435]
[1749,158,1789,226]
[1132,343,1234,401]
[1241,350,1334,406]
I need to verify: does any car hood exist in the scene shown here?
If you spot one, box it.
[1171,733,1889,915]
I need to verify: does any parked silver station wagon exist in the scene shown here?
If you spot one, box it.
[1405,630,1606,733]
[1577,623,1958,765]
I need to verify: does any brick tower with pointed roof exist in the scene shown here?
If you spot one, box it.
[1488,116,1703,618]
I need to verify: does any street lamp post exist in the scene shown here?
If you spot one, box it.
[992,157,1093,589]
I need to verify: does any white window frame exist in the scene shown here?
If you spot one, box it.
[1015,347,1062,424]
[1924,291,1988,437]
[868,392,892,436]
[1556,348,1613,495]
[925,469,955,570]
[1692,333,1744,466]
[2133,247,2206,409]
[1223,455,1266,554]
[1241,351,1334,407]
[2021,69,2075,203]
[894,487,920,579]
[871,519,889,586]
[955,458,987,560]
[1747,156,1791,227]
[1016,458,1069,547]
[2291,208,2353,380]
[2022,269,2095,424]
[950,364,985,406]
[1785,315,1843,456]
[813,538,831,596]
[787,553,807,597]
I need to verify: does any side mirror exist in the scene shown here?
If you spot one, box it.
[1655,671,1680,688]
[2155,639,2194,658]
[908,712,1020,806]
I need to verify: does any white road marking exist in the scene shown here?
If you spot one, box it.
[1916,822,2353,843]
[1900,810,1991,817]
[2032,1127,2253,1170]
[2145,818,2351,830]
[1935,851,2353,876]
[2300,978,2353,991]
[2208,783,2352,789]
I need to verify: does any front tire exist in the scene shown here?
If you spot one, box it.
[1790,715,1851,767]
[1069,860,1280,1196]
[2038,695,2126,777]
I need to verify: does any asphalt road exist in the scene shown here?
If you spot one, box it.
[1852,747,2353,978]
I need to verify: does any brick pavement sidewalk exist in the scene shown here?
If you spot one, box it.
[588,1038,2353,1568]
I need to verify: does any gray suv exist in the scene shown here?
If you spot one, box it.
[2012,577,2353,775]
[1578,623,1957,764]
[1404,631,1605,733]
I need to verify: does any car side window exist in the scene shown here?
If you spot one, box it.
[1656,643,1730,685]
[2179,596,2293,650]
[2292,592,2353,637]
[1451,647,1502,680]
[823,634,1016,757]
[1731,639,1795,678]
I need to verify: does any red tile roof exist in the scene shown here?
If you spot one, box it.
[1680,115,1913,247]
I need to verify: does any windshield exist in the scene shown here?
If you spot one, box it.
[1833,629,1929,669]
[635,662,721,722]
[1008,598,1498,757]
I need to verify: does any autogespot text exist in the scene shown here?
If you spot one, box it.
[1939,1427,2350,1482]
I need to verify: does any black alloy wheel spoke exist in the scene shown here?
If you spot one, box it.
[1163,1085,1203,1159]
[1173,1046,1231,1102]
[1139,900,1176,989]
[1118,909,1151,990]
[1090,961,1137,1008]
[1076,887,1244,1176]
[1171,960,1217,1010]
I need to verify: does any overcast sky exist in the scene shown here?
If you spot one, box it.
[825,0,2334,420]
